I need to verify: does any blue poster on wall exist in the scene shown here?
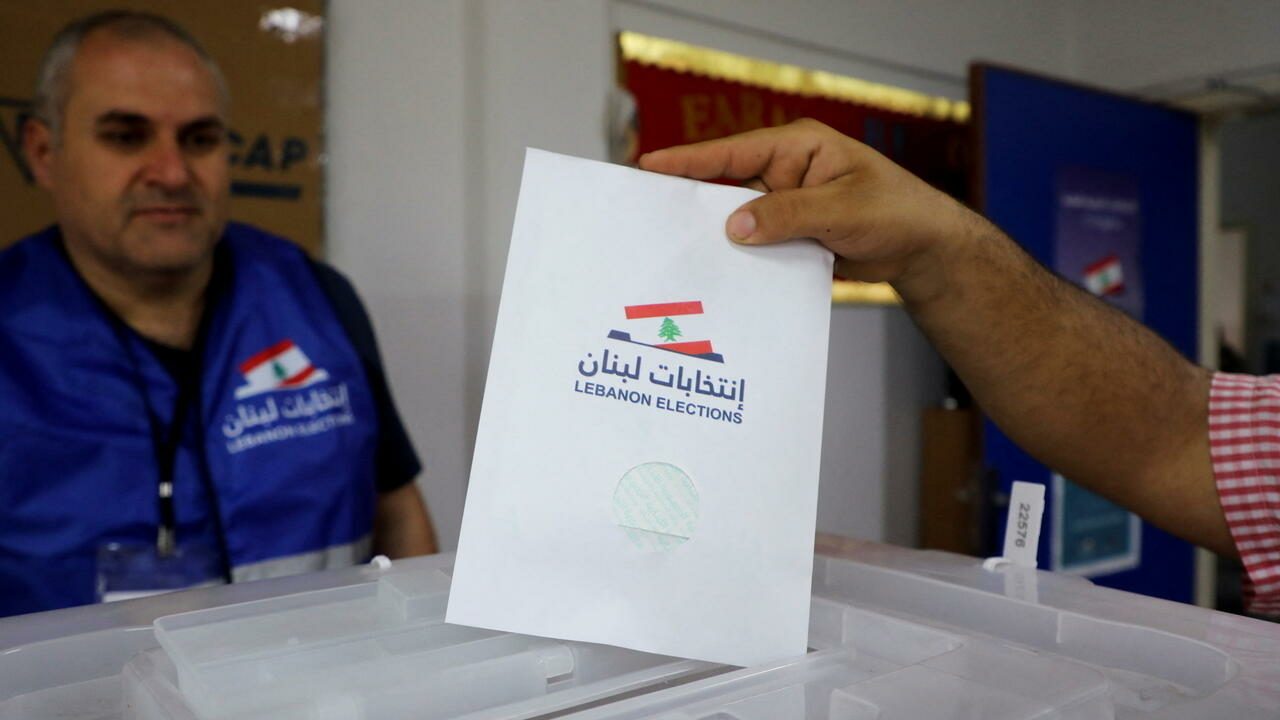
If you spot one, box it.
[1051,473,1141,576]
[1053,167,1145,318]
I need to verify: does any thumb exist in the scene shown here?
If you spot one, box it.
[726,184,855,248]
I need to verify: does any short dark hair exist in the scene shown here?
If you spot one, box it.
[33,10,229,139]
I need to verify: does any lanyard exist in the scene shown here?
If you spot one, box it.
[121,314,234,583]
[146,354,199,556]
[116,311,233,583]
[115,324,231,582]
[107,311,206,558]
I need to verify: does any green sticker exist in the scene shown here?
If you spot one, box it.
[612,462,699,551]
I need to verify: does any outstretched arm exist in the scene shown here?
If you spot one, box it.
[640,119,1232,558]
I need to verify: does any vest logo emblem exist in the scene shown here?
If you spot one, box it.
[235,339,330,399]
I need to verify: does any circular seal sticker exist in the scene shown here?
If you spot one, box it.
[611,462,699,551]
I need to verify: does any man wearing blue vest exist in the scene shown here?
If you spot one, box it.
[0,11,436,617]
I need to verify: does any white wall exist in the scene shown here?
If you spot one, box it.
[463,1,614,481]
[1071,0,1280,91]
[326,1,617,551]
[326,1,1280,550]
[326,1,472,550]
[882,310,948,546]
[818,309,890,541]
[818,307,946,545]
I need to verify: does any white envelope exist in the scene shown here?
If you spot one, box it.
[447,148,833,667]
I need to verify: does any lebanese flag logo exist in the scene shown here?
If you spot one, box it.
[608,300,724,363]
[1083,254,1125,297]
[234,339,330,399]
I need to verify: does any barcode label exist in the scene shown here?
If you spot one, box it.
[1002,481,1046,568]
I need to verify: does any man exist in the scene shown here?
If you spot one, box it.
[641,119,1278,615]
[0,11,434,617]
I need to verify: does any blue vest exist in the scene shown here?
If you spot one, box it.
[0,223,379,616]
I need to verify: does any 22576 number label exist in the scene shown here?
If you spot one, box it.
[1014,502,1032,549]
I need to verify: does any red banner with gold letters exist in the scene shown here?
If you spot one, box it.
[622,58,968,202]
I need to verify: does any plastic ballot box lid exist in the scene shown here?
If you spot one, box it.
[1,542,1278,720]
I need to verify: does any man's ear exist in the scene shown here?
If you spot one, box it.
[23,117,56,191]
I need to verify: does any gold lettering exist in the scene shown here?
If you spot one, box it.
[681,95,711,142]
[683,92,797,141]
[713,94,738,136]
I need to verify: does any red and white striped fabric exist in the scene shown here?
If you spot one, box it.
[1210,372,1280,615]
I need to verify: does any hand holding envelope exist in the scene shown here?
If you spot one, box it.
[447,148,833,667]
[638,117,973,302]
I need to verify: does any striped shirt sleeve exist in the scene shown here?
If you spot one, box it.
[1209,372,1280,615]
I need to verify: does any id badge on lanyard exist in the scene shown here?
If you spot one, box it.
[96,541,225,602]
[96,305,232,603]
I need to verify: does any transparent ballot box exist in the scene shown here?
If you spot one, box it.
[1,542,1278,719]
